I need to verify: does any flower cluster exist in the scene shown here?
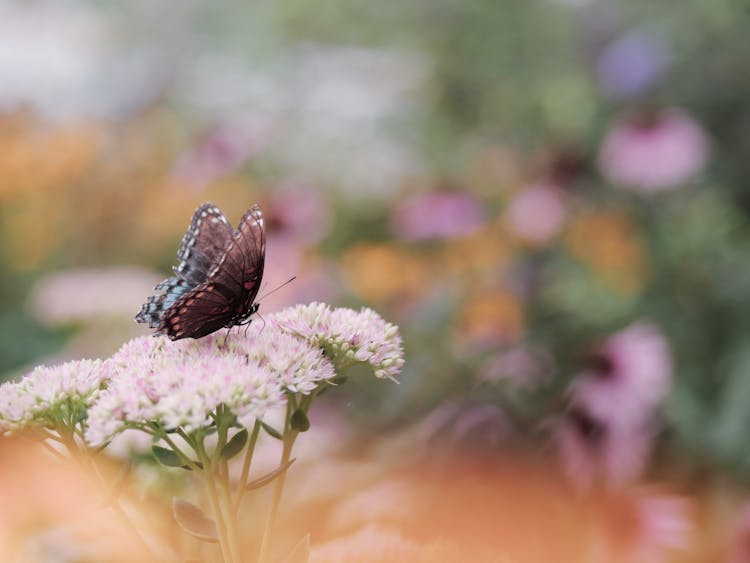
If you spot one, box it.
[0,303,404,448]
[0,359,108,434]
[273,302,405,380]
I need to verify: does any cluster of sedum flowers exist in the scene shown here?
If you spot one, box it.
[0,303,404,447]
[0,359,108,434]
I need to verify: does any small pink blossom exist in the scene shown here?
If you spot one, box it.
[389,191,486,241]
[599,109,709,192]
[504,183,567,244]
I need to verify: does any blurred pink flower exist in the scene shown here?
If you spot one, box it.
[568,322,673,430]
[554,408,653,491]
[29,267,162,326]
[265,183,332,243]
[598,109,709,192]
[556,322,672,490]
[729,504,750,563]
[310,525,448,563]
[172,117,272,189]
[389,191,486,241]
[601,491,693,563]
[627,493,693,562]
[419,401,515,451]
[478,344,554,389]
[503,183,567,245]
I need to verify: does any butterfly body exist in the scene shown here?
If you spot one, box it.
[136,203,266,340]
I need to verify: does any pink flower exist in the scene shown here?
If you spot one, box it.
[728,504,750,563]
[478,344,554,390]
[172,116,271,189]
[264,183,332,244]
[273,302,405,381]
[554,408,653,491]
[0,359,109,434]
[29,267,162,326]
[601,491,693,562]
[555,323,672,490]
[503,183,567,244]
[568,322,672,430]
[389,191,486,241]
[419,401,514,451]
[85,302,404,445]
[599,109,709,192]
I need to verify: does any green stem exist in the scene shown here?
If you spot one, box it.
[196,434,236,563]
[257,394,313,563]
[233,420,261,514]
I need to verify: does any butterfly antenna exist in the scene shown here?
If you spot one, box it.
[257,276,297,302]
[256,312,267,336]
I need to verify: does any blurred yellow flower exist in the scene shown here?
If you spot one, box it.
[565,210,648,295]
[455,288,525,349]
[341,243,429,303]
[441,225,515,287]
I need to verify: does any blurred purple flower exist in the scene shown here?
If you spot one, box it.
[478,344,554,390]
[599,109,710,192]
[503,183,567,245]
[596,30,671,100]
[555,322,672,490]
[390,191,486,241]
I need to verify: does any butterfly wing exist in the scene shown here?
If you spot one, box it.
[174,203,234,285]
[136,203,234,328]
[157,204,266,340]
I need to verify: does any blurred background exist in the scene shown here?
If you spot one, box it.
[3,0,750,560]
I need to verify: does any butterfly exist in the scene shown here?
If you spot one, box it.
[136,202,266,340]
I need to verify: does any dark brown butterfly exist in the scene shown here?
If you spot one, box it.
[136,202,266,340]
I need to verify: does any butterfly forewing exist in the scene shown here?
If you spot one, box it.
[174,203,234,285]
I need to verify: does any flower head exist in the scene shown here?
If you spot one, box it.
[504,183,567,245]
[85,302,403,445]
[390,191,486,241]
[0,359,108,435]
[598,108,709,192]
[274,302,405,381]
[85,335,286,446]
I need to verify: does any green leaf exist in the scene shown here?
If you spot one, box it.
[261,422,283,440]
[330,375,348,385]
[152,445,183,467]
[290,409,310,432]
[282,533,310,563]
[172,498,218,543]
[220,429,248,460]
[246,458,296,490]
